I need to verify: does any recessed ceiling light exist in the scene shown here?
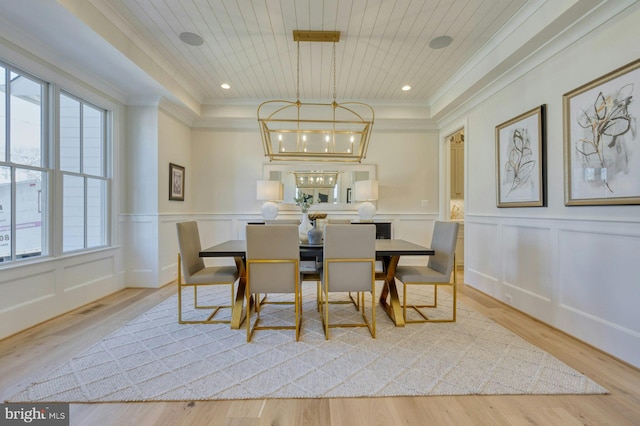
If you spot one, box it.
[179,32,204,46]
[221,83,231,90]
[402,85,411,91]
[429,35,453,49]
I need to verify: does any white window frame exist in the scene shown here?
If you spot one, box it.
[0,56,113,266]
[0,62,50,263]
[58,90,110,254]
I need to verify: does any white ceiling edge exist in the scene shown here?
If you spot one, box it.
[191,116,438,132]
[125,96,199,127]
[0,0,180,107]
[57,0,202,115]
[0,8,129,105]
[194,101,434,130]
[433,0,639,130]
[429,0,608,119]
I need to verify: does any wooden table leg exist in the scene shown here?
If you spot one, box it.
[230,256,247,329]
[378,255,405,327]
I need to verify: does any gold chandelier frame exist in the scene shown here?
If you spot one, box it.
[258,30,374,163]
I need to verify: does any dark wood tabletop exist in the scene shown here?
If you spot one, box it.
[200,239,434,258]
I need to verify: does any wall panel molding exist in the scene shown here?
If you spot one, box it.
[0,248,123,340]
[464,214,640,367]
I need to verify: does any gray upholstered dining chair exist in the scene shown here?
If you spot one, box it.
[176,221,239,324]
[327,218,351,224]
[394,221,459,323]
[320,224,376,339]
[246,224,301,342]
[265,219,301,225]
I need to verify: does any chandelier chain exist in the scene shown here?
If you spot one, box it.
[296,41,300,101]
[332,41,337,101]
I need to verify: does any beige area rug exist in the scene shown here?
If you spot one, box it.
[8,283,607,402]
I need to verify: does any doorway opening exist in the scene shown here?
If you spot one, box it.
[447,129,464,268]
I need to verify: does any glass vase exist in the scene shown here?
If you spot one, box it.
[307,220,323,245]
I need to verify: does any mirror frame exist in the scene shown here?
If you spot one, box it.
[263,162,376,211]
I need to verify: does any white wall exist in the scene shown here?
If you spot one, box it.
[158,110,192,285]
[191,128,264,215]
[123,106,193,287]
[124,106,158,214]
[159,110,192,214]
[369,130,440,215]
[458,5,640,367]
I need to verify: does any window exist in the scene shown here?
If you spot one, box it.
[0,59,110,264]
[0,65,48,262]
[60,92,107,252]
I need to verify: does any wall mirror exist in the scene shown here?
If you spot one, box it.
[263,163,376,210]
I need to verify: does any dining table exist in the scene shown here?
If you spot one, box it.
[199,239,434,329]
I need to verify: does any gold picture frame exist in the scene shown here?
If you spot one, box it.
[495,105,547,207]
[169,163,185,201]
[563,58,640,205]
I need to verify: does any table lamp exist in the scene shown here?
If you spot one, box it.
[256,180,283,220]
[354,179,378,221]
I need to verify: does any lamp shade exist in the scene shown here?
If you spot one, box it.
[354,180,378,221]
[256,180,282,201]
[354,180,378,201]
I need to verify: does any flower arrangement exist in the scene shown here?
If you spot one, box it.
[293,194,313,213]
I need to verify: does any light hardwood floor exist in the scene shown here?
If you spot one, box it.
[2,272,639,426]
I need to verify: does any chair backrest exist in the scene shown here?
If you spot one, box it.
[328,219,351,224]
[176,221,205,283]
[246,225,299,293]
[323,224,375,292]
[427,221,459,275]
[265,219,301,225]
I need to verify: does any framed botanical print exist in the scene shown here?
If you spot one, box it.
[169,163,185,201]
[563,58,640,205]
[496,105,547,207]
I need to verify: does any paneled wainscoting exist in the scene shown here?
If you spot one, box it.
[464,214,640,369]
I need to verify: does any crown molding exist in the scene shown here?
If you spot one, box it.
[433,0,637,128]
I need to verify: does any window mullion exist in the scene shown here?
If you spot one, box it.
[79,101,84,174]
[10,167,16,261]
[84,177,88,249]
[3,67,8,163]
[50,84,60,258]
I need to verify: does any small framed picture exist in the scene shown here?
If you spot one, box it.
[563,58,640,205]
[169,163,185,201]
[495,105,547,207]
[346,187,352,203]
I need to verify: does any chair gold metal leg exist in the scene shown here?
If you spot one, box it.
[324,281,330,340]
[402,282,457,323]
[246,281,252,342]
[178,254,184,323]
[371,288,376,338]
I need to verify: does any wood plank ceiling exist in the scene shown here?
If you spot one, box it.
[93,0,528,104]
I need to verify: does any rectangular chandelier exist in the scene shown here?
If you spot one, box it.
[258,100,374,163]
[258,30,375,163]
